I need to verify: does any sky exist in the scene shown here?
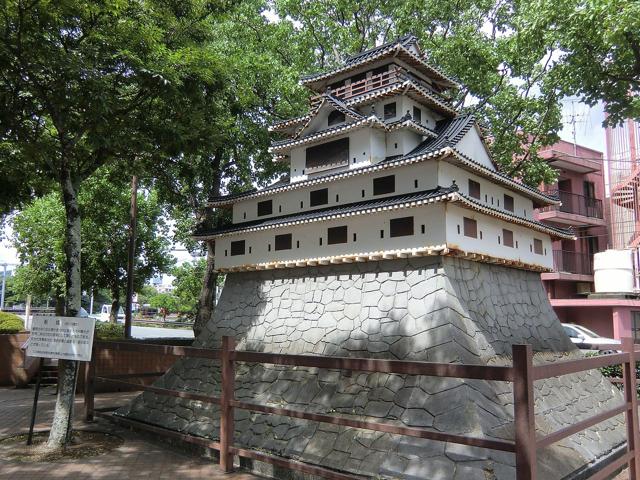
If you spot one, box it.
[0,99,608,267]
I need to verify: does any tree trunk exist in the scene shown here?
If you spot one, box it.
[193,152,222,337]
[47,168,82,450]
[194,241,217,336]
[54,288,65,316]
[109,286,120,324]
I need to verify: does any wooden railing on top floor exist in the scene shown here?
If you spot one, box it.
[84,337,640,480]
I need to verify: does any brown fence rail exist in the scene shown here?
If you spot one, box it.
[84,338,640,480]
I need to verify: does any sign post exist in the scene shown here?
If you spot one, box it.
[25,316,95,445]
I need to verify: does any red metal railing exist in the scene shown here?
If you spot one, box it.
[84,337,640,480]
[310,69,404,106]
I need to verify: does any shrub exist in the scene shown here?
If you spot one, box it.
[95,322,124,340]
[0,312,24,334]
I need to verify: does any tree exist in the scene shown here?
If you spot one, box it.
[517,0,640,125]
[12,172,174,319]
[172,260,207,318]
[150,293,179,321]
[152,1,304,335]
[11,194,67,313]
[81,168,174,323]
[0,0,229,448]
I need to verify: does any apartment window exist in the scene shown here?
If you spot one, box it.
[503,229,514,248]
[390,216,414,237]
[384,102,396,120]
[373,175,395,196]
[421,224,426,234]
[328,110,346,126]
[328,226,348,245]
[534,238,544,255]
[632,312,640,341]
[504,194,514,212]
[310,188,329,207]
[230,240,245,256]
[275,233,292,251]
[412,106,422,123]
[463,217,477,238]
[306,138,349,169]
[468,179,481,200]
[414,179,418,188]
[257,199,273,217]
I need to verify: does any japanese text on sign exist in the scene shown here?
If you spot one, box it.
[26,316,95,361]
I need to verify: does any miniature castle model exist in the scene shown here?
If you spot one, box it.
[197,34,572,273]
[121,36,625,479]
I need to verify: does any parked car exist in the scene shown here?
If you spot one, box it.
[562,323,621,354]
[98,304,125,323]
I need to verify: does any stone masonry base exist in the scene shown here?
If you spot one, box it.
[118,256,626,479]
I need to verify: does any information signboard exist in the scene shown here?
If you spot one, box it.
[26,316,95,361]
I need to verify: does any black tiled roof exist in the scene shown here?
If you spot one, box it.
[344,34,418,65]
[209,113,557,206]
[300,35,457,87]
[398,114,476,159]
[196,186,456,237]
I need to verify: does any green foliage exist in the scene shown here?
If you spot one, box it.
[80,167,174,298]
[95,322,124,340]
[150,293,179,316]
[11,168,173,305]
[270,0,639,184]
[0,312,24,333]
[520,0,640,126]
[11,195,66,301]
[172,261,206,317]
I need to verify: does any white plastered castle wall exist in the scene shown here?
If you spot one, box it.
[233,161,439,223]
[217,201,553,271]
[444,204,554,269]
[218,203,448,270]
[455,127,495,171]
[437,161,536,220]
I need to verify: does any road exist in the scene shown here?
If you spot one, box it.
[130,325,194,339]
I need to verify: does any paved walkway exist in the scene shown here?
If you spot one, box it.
[0,386,262,480]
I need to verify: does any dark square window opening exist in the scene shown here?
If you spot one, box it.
[412,106,422,123]
[257,199,273,217]
[373,175,395,196]
[390,216,414,237]
[383,102,397,120]
[328,226,348,245]
[463,217,477,238]
[230,240,246,256]
[310,188,329,207]
[468,179,481,199]
[275,233,293,251]
[503,229,514,248]
[534,238,544,255]
[504,194,514,212]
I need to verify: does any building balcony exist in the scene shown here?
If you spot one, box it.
[310,68,445,106]
[536,190,606,227]
[541,250,594,282]
[541,149,602,174]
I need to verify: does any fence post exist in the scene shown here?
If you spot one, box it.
[83,343,96,422]
[622,337,639,477]
[513,344,536,480]
[220,336,236,472]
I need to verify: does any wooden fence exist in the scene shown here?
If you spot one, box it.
[84,337,640,480]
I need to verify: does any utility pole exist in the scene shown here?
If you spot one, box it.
[124,175,138,339]
[1,264,7,311]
